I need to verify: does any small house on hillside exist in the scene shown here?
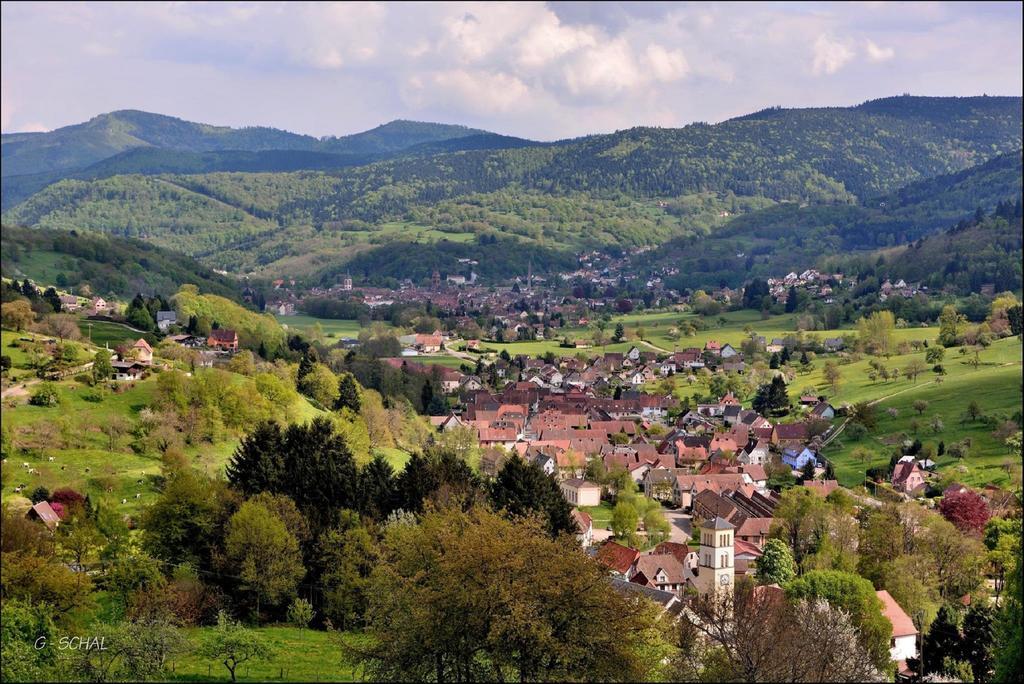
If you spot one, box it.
[133,338,153,365]
[782,446,818,471]
[27,501,61,530]
[877,589,918,669]
[111,360,146,382]
[208,329,239,351]
[156,311,177,332]
[892,458,927,496]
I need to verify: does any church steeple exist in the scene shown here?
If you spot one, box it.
[694,516,735,595]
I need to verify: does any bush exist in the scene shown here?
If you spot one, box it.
[28,486,50,504]
[81,386,109,403]
[29,383,61,407]
[287,597,315,628]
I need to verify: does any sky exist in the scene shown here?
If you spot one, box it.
[2,1,1021,140]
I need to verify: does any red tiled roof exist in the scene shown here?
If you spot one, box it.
[634,553,687,586]
[877,589,917,637]
[773,423,808,440]
[572,509,593,533]
[803,479,839,497]
[28,501,61,528]
[596,541,640,575]
[654,541,692,565]
[209,329,237,342]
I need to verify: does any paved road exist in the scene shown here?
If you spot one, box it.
[663,509,692,544]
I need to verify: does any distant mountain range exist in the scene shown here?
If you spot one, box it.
[2,96,1021,288]
[1,112,544,208]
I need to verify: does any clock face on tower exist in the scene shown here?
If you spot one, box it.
[720,574,731,586]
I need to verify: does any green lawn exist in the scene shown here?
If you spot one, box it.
[372,446,412,471]
[275,315,369,339]
[476,339,636,358]
[580,501,615,528]
[824,341,1022,488]
[78,319,158,347]
[170,626,364,682]
[412,355,471,369]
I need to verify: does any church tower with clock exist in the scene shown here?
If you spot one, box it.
[693,516,735,596]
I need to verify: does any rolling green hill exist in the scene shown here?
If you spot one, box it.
[3,96,1021,283]
[0,224,242,300]
[649,150,1023,290]
[881,207,1023,293]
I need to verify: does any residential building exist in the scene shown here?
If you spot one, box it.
[560,478,601,507]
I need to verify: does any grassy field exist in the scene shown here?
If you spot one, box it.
[580,501,615,528]
[275,315,368,339]
[591,309,937,354]
[77,319,158,347]
[822,337,1022,488]
[469,339,637,358]
[372,446,412,471]
[1,327,325,517]
[170,626,364,682]
[410,355,471,369]
[473,309,937,361]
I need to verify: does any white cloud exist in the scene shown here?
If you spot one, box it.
[515,12,598,68]
[865,39,895,62]
[426,69,531,113]
[0,2,1020,139]
[563,40,641,98]
[812,34,856,75]
[645,44,689,82]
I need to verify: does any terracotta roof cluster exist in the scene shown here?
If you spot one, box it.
[596,541,640,575]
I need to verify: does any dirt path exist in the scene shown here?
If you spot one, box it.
[822,380,935,447]
[639,339,671,354]
[1,377,40,400]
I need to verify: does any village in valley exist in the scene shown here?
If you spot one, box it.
[2,4,1022,679]
[4,241,1019,681]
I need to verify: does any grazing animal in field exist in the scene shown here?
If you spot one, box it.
[135,493,142,499]
[121,498,127,504]
[48,457,55,462]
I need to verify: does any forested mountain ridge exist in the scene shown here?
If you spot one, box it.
[2,96,1021,283]
[0,118,527,210]
[645,150,1023,291]
[1,110,491,180]
[881,203,1023,293]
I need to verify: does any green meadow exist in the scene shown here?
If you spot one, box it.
[170,626,364,682]
[77,319,158,347]
[1,329,325,517]
[821,338,1022,488]
[275,314,367,338]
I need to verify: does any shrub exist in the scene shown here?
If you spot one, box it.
[81,386,109,403]
[29,383,60,407]
[28,486,50,504]
[287,597,315,628]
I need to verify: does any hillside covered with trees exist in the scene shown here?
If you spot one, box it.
[0,225,241,300]
[3,97,1022,287]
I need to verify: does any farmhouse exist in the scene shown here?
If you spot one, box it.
[207,328,239,351]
